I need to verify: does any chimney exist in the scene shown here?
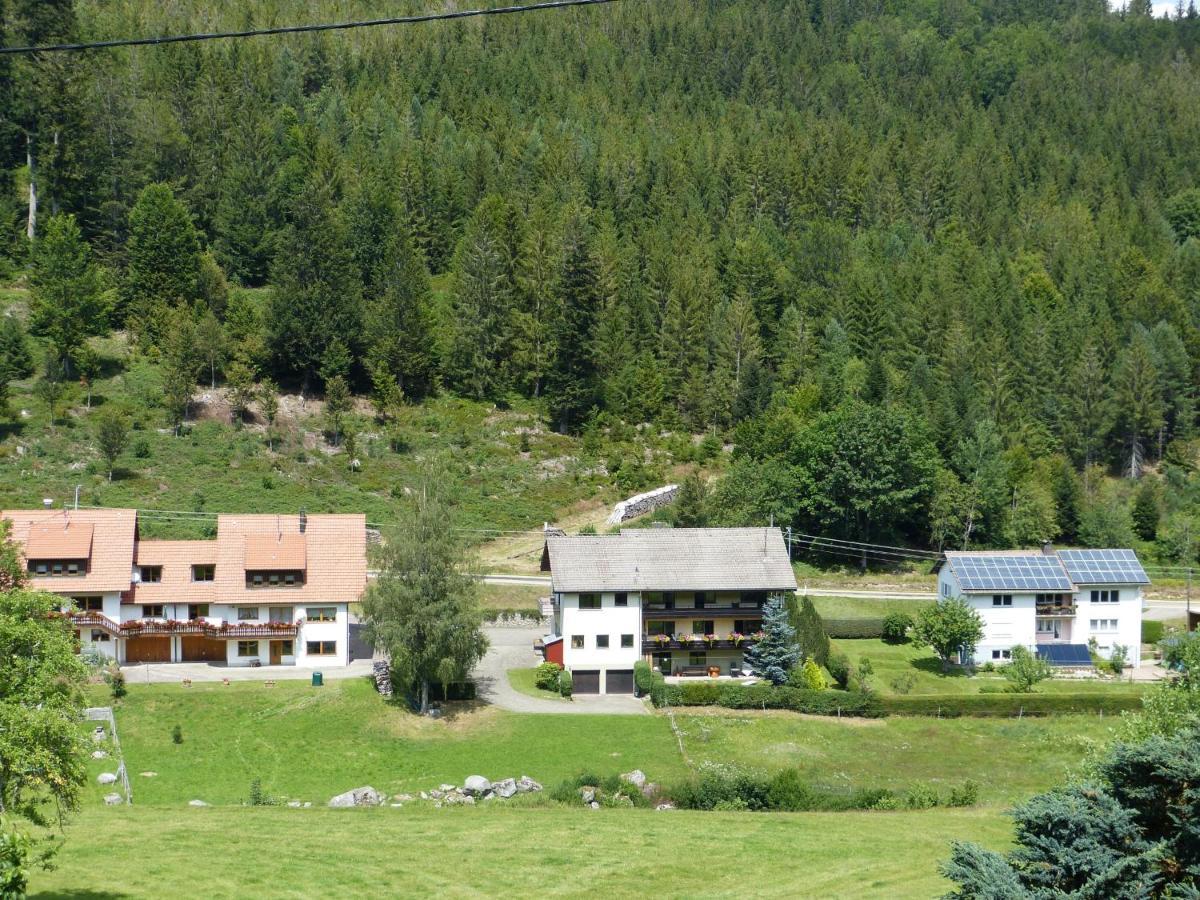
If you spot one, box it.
[1041,542,1055,556]
[299,509,307,534]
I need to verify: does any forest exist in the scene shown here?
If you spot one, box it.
[2,0,1200,560]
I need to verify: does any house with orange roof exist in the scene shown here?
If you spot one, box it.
[2,506,368,668]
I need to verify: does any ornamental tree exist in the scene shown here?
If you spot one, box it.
[744,595,801,685]
[911,598,983,671]
[1002,645,1052,692]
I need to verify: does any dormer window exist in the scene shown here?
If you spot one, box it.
[28,558,88,577]
[245,570,305,588]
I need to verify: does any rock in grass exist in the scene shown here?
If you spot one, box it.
[188,800,210,807]
[517,776,542,793]
[463,775,492,796]
[139,771,157,778]
[620,770,646,789]
[103,793,123,806]
[328,786,384,808]
[91,750,108,760]
[493,778,517,799]
[97,773,117,785]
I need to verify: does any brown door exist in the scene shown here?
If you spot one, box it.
[269,641,283,665]
[605,669,635,694]
[573,670,601,694]
[181,635,226,662]
[125,635,170,663]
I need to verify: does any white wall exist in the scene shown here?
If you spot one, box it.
[560,591,643,682]
[970,593,1039,663]
[1076,585,1143,667]
[295,603,348,667]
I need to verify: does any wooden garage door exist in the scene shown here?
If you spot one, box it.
[125,635,170,663]
[573,669,600,694]
[181,635,226,662]
[605,669,634,694]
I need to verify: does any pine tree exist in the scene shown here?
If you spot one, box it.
[791,595,831,668]
[1131,477,1160,541]
[323,375,351,447]
[448,210,513,400]
[744,595,802,685]
[122,184,201,346]
[544,214,600,433]
[673,471,709,527]
[365,225,437,402]
[1113,328,1165,478]
[159,307,200,435]
[28,213,105,377]
[0,317,33,416]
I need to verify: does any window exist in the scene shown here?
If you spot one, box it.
[992,594,1012,607]
[1091,590,1120,603]
[237,607,259,621]
[991,649,1012,660]
[305,607,336,622]
[570,635,584,649]
[30,558,86,577]
[246,570,304,587]
[269,607,291,623]
[688,651,706,666]
[91,629,110,642]
[141,604,164,618]
[646,621,673,636]
[73,597,102,611]
[614,592,628,607]
[733,619,758,634]
[652,652,672,675]
[692,620,715,635]
[278,640,294,656]
[1090,619,1118,631]
[192,564,215,582]
[578,593,601,609]
[942,582,950,597]
[693,592,708,609]
[306,641,336,656]
[237,640,258,658]
[139,566,162,583]
[596,635,610,649]
[620,634,634,648]
[187,603,210,620]
[1037,619,1055,633]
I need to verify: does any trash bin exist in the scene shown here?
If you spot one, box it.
[312,671,323,687]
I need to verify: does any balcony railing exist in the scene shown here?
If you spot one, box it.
[643,606,764,618]
[1035,604,1076,617]
[65,611,121,636]
[90,617,303,639]
[642,635,762,652]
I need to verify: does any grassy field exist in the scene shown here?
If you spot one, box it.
[30,805,1012,899]
[810,597,933,620]
[832,639,1148,697]
[675,709,1113,804]
[481,583,547,613]
[507,667,568,702]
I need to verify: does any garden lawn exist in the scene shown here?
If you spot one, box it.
[31,804,1012,899]
[675,710,1115,805]
[91,679,682,806]
[834,638,1149,697]
[811,597,933,620]
[507,667,569,702]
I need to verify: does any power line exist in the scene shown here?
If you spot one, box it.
[0,0,623,56]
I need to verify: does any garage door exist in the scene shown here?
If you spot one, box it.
[573,669,600,694]
[125,635,170,663]
[605,669,635,694]
[181,635,226,662]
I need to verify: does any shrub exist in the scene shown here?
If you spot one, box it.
[0,827,32,898]
[881,612,914,644]
[171,724,183,745]
[248,778,276,806]
[534,661,562,691]
[947,780,980,807]
[881,693,1144,717]
[889,671,917,695]
[822,618,885,639]
[797,658,827,690]
[790,596,830,666]
[766,768,816,811]
[1002,645,1052,692]
[558,669,573,698]
[1109,644,1128,676]
[904,783,939,809]
[678,681,723,705]
[649,672,667,706]
[857,657,873,677]
[827,653,851,689]
[1142,620,1165,645]
[633,660,653,696]
[106,666,126,699]
[653,682,884,717]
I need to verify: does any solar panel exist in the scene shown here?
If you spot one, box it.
[1057,549,1149,585]
[950,555,1074,592]
[1036,644,1093,666]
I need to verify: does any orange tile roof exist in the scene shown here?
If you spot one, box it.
[126,540,218,605]
[215,514,366,604]
[244,533,306,570]
[2,509,136,593]
[27,520,94,559]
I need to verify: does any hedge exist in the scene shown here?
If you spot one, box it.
[1142,620,1165,645]
[651,681,883,718]
[881,693,1144,717]
[822,618,886,639]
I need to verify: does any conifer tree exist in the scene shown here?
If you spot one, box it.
[28,213,105,377]
[544,214,600,433]
[123,184,202,345]
[744,595,802,685]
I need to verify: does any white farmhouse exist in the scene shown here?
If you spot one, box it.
[934,546,1148,667]
[540,527,798,694]
[2,507,367,668]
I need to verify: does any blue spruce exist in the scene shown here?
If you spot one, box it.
[744,595,801,685]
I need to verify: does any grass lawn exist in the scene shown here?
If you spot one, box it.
[481,583,547,613]
[833,639,1149,697]
[674,710,1114,805]
[507,667,569,702]
[30,804,1012,899]
[810,597,933,620]
[91,679,683,806]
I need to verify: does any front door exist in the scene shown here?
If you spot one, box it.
[269,641,283,665]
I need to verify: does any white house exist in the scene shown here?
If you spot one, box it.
[540,526,798,694]
[2,507,367,668]
[935,547,1148,668]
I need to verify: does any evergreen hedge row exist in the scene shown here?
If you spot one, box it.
[822,618,886,639]
[880,693,1144,717]
[650,680,883,718]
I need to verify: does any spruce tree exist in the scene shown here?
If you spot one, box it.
[1132,478,1160,541]
[544,214,600,433]
[122,184,202,345]
[28,213,105,376]
[744,595,802,685]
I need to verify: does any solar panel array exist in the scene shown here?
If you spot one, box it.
[949,555,1075,592]
[1037,644,1093,665]
[1057,549,1150,585]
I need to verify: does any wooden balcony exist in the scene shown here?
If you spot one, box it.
[116,618,302,638]
[67,611,121,636]
[642,636,762,652]
[643,607,764,619]
[1035,604,1076,617]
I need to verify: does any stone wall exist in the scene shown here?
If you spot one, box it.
[606,484,679,525]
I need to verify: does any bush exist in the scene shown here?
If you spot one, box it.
[534,661,562,692]
[881,612,914,644]
[788,658,826,690]
[558,669,573,698]
[857,657,873,677]
[947,780,980,807]
[633,660,653,696]
[827,653,851,689]
[171,724,183,745]
[670,764,896,813]
[889,671,916,695]
[0,827,33,898]
[766,768,816,811]
[904,784,939,809]
[106,665,126,699]
[248,778,276,806]
[1109,644,1128,676]
[649,671,667,706]
[822,618,885,639]
[651,681,884,717]
[880,693,1144,717]
[1142,620,1165,645]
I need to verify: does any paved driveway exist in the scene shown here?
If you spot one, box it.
[473,627,649,715]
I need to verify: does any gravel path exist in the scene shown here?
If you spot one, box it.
[473,627,649,715]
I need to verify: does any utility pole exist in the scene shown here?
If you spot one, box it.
[785,526,792,561]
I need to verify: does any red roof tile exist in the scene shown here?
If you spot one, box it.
[2,509,136,593]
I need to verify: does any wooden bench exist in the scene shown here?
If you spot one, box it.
[676,665,710,677]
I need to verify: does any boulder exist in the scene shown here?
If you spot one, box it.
[287,801,302,808]
[641,782,660,799]
[429,790,444,800]
[97,772,118,785]
[589,801,600,810]
[516,776,543,793]
[103,793,123,806]
[655,802,675,811]
[394,793,414,802]
[419,791,429,800]
[188,800,210,807]
[620,770,647,789]
[303,802,312,808]
[139,771,157,778]
[463,775,492,796]
[390,803,404,808]
[493,778,518,799]
[91,750,108,760]
[328,786,384,808]
[580,787,596,804]
[439,784,457,793]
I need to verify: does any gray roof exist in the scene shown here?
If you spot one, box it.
[544,527,797,593]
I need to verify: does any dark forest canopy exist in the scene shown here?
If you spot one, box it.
[2,0,1200,551]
